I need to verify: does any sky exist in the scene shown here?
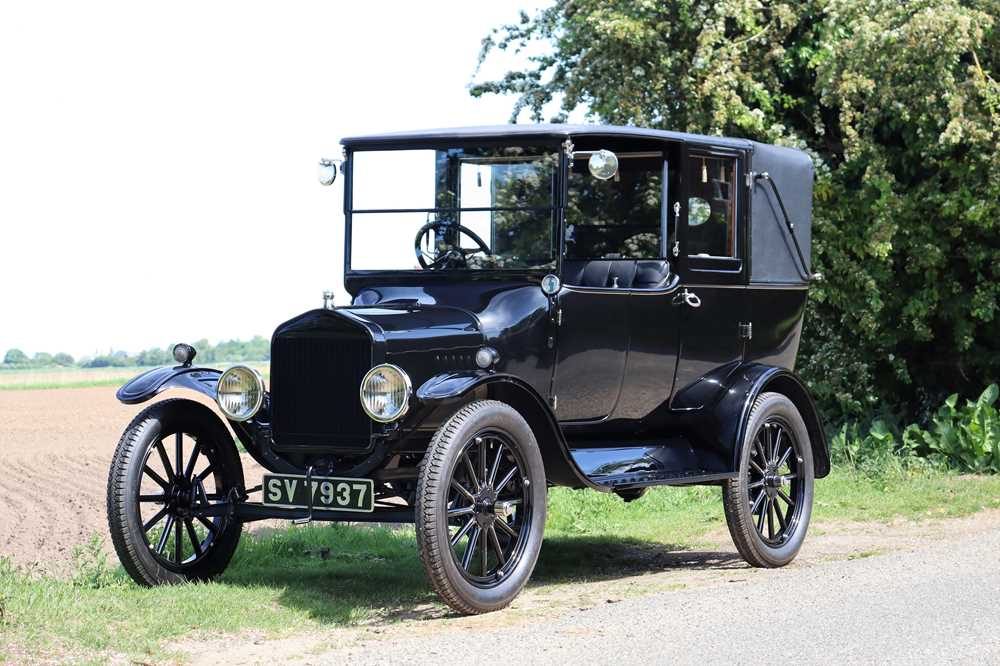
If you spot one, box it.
[0,1,562,359]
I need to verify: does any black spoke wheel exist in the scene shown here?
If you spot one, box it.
[416,400,546,614]
[723,392,814,568]
[107,399,244,585]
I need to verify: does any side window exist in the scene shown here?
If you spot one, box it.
[565,152,665,259]
[685,154,738,258]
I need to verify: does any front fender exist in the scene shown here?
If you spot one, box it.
[116,366,221,405]
[415,371,601,490]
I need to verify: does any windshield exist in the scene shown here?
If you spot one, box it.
[349,145,557,271]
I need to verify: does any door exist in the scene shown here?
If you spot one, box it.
[671,148,748,410]
[553,271,630,421]
[552,143,676,422]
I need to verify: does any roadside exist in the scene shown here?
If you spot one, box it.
[189,509,1000,665]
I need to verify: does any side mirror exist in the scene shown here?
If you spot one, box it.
[318,158,341,187]
[587,149,619,180]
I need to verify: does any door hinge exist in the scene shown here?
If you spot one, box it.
[739,321,753,340]
[550,395,558,411]
[555,308,563,326]
[746,171,756,188]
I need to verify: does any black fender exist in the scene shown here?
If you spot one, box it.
[116,365,298,475]
[703,364,830,479]
[116,366,222,405]
[415,371,603,490]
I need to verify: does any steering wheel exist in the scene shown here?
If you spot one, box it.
[414,220,492,270]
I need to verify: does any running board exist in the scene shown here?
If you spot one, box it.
[569,440,736,490]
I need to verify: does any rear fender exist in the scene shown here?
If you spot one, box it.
[116,366,221,405]
[415,372,601,490]
[707,364,830,479]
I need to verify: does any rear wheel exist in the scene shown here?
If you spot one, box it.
[723,392,814,568]
[416,400,546,614]
[107,398,244,585]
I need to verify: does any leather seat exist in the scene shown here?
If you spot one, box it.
[633,260,672,289]
[562,260,642,289]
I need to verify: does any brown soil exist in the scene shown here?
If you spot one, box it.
[0,387,265,574]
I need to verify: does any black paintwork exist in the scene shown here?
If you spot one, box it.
[118,124,830,501]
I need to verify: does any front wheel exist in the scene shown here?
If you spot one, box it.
[723,392,815,568]
[106,398,245,585]
[416,400,547,614]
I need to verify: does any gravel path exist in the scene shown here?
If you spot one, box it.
[228,520,1000,665]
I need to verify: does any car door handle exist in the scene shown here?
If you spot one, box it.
[673,288,702,308]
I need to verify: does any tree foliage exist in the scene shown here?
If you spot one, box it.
[473,0,1000,420]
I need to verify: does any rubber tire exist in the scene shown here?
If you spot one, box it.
[107,398,245,585]
[722,392,814,568]
[416,400,547,614]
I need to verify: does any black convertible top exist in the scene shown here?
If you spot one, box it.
[342,124,814,285]
[341,123,753,150]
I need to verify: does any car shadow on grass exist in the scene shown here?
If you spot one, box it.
[219,524,744,625]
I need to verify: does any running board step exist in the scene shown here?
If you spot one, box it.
[569,440,735,490]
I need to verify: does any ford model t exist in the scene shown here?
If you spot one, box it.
[108,124,828,614]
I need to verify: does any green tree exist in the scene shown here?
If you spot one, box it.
[3,348,28,365]
[52,352,74,366]
[32,352,53,366]
[474,0,1000,420]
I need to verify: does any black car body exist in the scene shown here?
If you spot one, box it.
[110,124,828,613]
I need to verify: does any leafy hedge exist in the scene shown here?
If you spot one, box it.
[832,384,1000,473]
[474,0,1000,422]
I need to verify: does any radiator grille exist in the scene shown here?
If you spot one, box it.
[270,331,372,451]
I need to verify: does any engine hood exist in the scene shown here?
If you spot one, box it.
[335,304,485,357]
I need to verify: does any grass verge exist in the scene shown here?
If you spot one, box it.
[2,467,999,663]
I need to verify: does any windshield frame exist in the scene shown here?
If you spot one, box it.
[344,140,565,277]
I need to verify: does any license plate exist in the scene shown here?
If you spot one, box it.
[262,474,374,513]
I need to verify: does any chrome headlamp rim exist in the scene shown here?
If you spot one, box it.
[359,363,412,423]
[215,364,265,422]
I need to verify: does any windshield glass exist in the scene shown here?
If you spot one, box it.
[349,145,557,271]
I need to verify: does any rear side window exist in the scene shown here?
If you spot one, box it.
[565,152,665,260]
[685,154,738,258]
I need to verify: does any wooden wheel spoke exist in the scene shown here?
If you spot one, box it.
[462,527,481,571]
[766,499,776,539]
[183,440,202,482]
[495,467,518,494]
[156,515,175,555]
[185,519,203,557]
[495,518,517,538]
[143,465,169,490]
[461,453,481,493]
[451,517,476,547]
[155,442,175,482]
[195,514,219,536]
[174,516,183,563]
[488,525,506,567]
[450,478,476,503]
[774,500,788,532]
[487,445,504,487]
[143,506,170,533]
[174,433,184,479]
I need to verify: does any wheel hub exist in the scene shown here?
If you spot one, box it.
[763,467,784,497]
[472,488,497,527]
[166,481,196,517]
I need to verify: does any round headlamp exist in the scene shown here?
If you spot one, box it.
[360,364,411,423]
[216,365,264,422]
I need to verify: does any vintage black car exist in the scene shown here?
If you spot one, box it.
[107,124,828,614]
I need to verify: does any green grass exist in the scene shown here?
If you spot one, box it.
[3,467,1000,663]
